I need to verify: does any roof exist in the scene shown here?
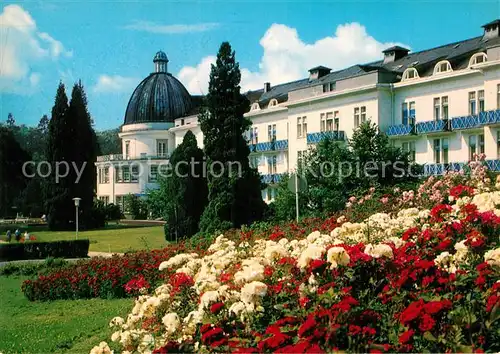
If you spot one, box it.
[123,73,193,125]
[482,19,500,28]
[245,29,494,110]
[382,45,410,53]
[308,65,332,72]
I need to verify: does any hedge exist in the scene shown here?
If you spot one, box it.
[0,240,89,261]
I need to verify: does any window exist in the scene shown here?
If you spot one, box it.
[442,139,449,164]
[268,155,277,175]
[433,138,448,164]
[479,134,485,155]
[469,92,476,115]
[334,111,339,131]
[150,165,158,182]
[469,135,477,160]
[478,90,485,113]
[434,98,441,120]
[323,82,335,93]
[360,106,366,124]
[354,107,360,128]
[181,119,185,126]
[125,141,130,159]
[268,124,276,141]
[402,68,419,81]
[116,165,138,183]
[434,139,441,164]
[433,60,452,75]
[251,102,260,111]
[297,117,302,138]
[302,117,307,137]
[320,113,326,132]
[250,156,259,168]
[98,196,109,205]
[98,167,109,184]
[408,102,416,124]
[442,96,449,120]
[115,196,127,212]
[469,52,487,67]
[402,141,416,162]
[253,127,258,144]
[402,102,408,125]
[157,140,168,157]
[497,84,500,109]
[497,131,500,158]
[268,99,278,108]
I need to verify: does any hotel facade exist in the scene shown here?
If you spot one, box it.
[96,20,500,209]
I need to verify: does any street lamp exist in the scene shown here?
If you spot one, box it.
[72,198,81,240]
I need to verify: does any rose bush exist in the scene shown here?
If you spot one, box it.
[90,167,500,353]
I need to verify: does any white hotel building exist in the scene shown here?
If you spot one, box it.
[96,20,500,208]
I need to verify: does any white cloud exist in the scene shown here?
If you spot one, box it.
[178,22,409,94]
[93,75,140,93]
[123,20,220,34]
[0,4,71,93]
[178,56,216,95]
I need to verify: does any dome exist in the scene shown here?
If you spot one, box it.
[123,52,193,125]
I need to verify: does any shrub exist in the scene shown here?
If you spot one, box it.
[0,240,89,261]
[0,257,68,276]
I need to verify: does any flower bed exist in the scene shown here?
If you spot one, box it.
[90,171,500,353]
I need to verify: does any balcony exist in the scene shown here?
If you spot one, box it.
[387,124,416,137]
[307,131,345,144]
[451,115,481,130]
[479,110,500,125]
[96,154,169,162]
[249,139,289,153]
[261,173,285,184]
[416,119,450,134]
[423,160,500,175]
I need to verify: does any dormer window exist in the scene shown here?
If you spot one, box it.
[469,52,487,67]
[433,60,453,75]
[250,102,260,111]
[402,68,419,81]
[268,99,278,108]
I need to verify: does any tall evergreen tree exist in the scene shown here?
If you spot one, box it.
[37,114,49,135]
[45,82,74,230]
[68,81,99,229]
[198,42,266,233]
[164,131,208,240]
[0,126,31,217]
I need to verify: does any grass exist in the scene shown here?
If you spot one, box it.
[0,276,132,354]
[3,225,166,253]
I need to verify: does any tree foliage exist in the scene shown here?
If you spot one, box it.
[45,82,99,230]
[0,126,31,217]
[198,42,266,234]
[272,121,419,220]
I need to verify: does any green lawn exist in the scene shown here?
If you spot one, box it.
[0,276,132,354]
[31,225,166,253]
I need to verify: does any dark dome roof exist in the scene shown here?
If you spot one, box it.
[124,52,192,125]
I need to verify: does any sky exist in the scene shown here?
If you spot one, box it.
[1,0,499,131]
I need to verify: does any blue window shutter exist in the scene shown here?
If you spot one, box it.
[402,109,409,125]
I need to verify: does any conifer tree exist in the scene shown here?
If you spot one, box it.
[198,42,266,233]
[163,130,208,240]
[68,81,98,228]
[45,82,74,229]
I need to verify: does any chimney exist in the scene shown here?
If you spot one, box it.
[482,19,500,41]
[382,46,410,64]
[264,82,271,93]
[308,66,331,82]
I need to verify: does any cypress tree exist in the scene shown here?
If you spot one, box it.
[163,130,208,240]
[45,82,74,229]
[68,81,98,228]
[198,42,266,233]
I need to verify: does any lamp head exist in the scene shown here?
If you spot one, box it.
[72,197,81,207]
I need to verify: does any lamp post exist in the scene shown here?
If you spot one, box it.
[72,198,81,240]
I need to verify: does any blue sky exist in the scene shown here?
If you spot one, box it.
[1,0,499,130]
